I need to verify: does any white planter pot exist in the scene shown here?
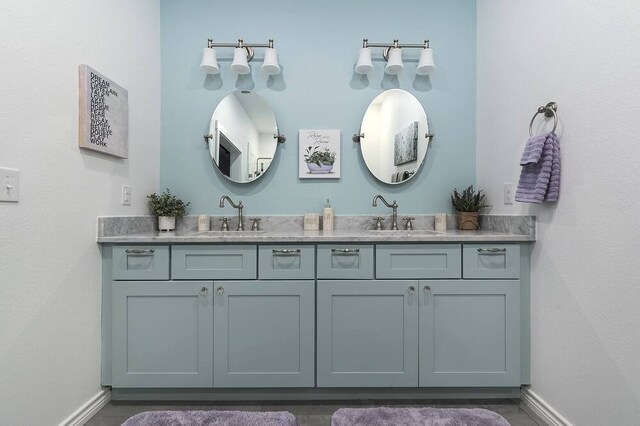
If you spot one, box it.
[158,216,176,231]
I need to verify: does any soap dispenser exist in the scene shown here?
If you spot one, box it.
[323,198,334,231]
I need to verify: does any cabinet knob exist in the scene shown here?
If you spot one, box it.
[200,287,208,296]
[408,285,416,295]
[216,286,224,295]
[423,285,432,295]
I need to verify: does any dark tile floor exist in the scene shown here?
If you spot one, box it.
[86,399,549,426]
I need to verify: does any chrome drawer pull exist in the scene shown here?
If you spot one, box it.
[477,248,507,254]
[331,248,360,254]
[408,285,416,295]
[423,285,432,295]
[216,286,224,295]
[200,287,208,297]
[125,249,155,254]
[272,248,301,255]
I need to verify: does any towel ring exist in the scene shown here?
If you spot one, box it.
[529,102,558,137]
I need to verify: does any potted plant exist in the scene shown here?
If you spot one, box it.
[147,188,190,231]
[304,146,336,174]
[451,185,489,230]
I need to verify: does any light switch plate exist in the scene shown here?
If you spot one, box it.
[0,168,19,202]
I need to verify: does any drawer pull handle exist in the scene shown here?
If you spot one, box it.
[200,287,208,296]
[125,249,155,254]
[272,248,301,255]
[216,286,224,295]
[331,248,360,254]
[423,285,432,295]
[477,248,507,254]
[408,285,416,295]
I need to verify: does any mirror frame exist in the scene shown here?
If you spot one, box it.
[356,89,432,185]
[206,90,280,184]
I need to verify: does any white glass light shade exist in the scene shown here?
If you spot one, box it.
[416,48,436,75]
[355,47,373,74]
[262,47,281,75]
[231,48,250,74]
[200,47,219,74]
[384,48,404,74]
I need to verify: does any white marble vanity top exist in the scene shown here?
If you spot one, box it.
[97,215,535,243]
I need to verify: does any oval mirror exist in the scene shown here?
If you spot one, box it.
[358,89,431,184]
[208,90,279,183]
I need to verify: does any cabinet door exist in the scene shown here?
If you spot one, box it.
[317,280,419,387]
[111,281,213,388]
[419,280,521,387]
[213,280,315,387]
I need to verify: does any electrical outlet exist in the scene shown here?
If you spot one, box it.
[0,168,19,202]
[504,182,514,205]
[122,185,131,206]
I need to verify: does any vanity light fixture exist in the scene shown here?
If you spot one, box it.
[200,39,281,75]
[355,39,436,76]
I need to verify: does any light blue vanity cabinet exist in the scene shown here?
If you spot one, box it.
[111,281,213,388]
[102,239,531,398]
[213,280,315,387]
[419,280,521,387]
[316,280,419,387]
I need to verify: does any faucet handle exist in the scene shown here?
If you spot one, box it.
[219,217,231,231]
[403,217,415,230]
[373,217,385,230]
[249,217,262,231]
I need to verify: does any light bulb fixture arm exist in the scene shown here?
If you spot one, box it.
[362,39,430,60]
[206,38,275,62]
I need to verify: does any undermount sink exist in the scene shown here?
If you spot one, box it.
[365,229,443,235]
[186,230,266,236]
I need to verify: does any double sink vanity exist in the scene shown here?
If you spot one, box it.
[97,86,534,400]
[98,213,534,401]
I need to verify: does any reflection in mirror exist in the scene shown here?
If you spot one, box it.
[208,90,278,183]
[359,89,430,184]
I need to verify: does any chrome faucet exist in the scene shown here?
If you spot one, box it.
[219,195,244,231]
[372,195,399,230]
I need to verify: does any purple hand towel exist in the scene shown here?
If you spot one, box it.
[515,132,560,203]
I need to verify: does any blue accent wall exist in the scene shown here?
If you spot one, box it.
[160,0,476,215]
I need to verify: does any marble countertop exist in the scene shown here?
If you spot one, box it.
[97,228,534,243]
[97,214,535,243]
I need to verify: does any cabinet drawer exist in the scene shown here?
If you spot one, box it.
[112,245,169,280]
[317,244,374,279]
[258,245,315,280]
[376,244,461,279]
[463,244,520,279]
[171,245,257,280]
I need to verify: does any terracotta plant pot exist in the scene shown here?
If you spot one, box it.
[457,211,479,230]
[158,216,176,231]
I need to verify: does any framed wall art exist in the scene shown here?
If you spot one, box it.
[78,65,129,158]
[299,129,341,179]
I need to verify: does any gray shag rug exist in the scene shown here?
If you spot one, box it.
[121,410,297,426]
[331,407,511,426]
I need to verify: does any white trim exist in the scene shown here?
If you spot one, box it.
[58,388,111,426]
[521,387,572,426]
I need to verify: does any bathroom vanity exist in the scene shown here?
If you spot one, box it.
[98,216,534,401]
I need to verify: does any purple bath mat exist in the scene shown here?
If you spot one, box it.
[331,407,510,426]
[121,410,297,426]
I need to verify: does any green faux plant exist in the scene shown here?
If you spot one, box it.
[147,188,190,217]
[451,185,489,212]
[304,146,336,166]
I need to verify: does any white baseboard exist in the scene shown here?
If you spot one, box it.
[521,387,572,426]
[59,388,111,426]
